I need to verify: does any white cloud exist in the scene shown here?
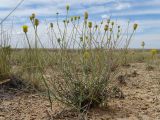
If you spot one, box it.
[115,2,131,10]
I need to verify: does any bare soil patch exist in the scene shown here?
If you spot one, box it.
[1,63,160,120]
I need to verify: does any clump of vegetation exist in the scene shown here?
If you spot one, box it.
[145,49,158,71]
[19,5,138,113]
[0,3,138,118]
[0,45,12,81]
[151,49,158,59]
[0,27,12,84]
[20,14,46,89]
[150,49,158,64]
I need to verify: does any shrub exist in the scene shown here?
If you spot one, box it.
[0,28,12,83]
[22,5,138,114]
[34,5,138,113]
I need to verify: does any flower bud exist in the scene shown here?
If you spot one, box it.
[80,37,83,41]
[111,22,114,26]
[63,20,66,23]
[88,22,92,28]
[34,19,39,27]
[83,51,90,60]
[66,4,70,11]
[104,25,108,31]
[95,25,98,29]
[84,11,88,20]
[133,23,138,30]
[32,13,35,19]
[71,17,73,22]
[22,25,28,33]
[50,23,53,28]
[30,16,33,21]
[74,16,77,21]
[57,38,61,43]
[151,49,158,56]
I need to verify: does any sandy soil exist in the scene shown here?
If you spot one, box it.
[1,63,160,120]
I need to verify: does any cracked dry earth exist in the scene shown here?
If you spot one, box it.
[1,63,160,120]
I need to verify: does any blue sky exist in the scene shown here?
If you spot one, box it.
[0,0,160,48]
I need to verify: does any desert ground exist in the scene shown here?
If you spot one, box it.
[0,2,159,120]
[1,62,160,120]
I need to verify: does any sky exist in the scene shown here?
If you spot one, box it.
[0,0,160,48]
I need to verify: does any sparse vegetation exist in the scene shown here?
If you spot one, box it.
[18,5,139,114]
[1,2,160,120]
[0,46,11,81]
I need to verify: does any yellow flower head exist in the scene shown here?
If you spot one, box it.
[111,22,114,26]
[83,51,90,60]
[74,16,77,21]
[133,23,138,30]
[22,25,28,33]
[84,11,88,20]
[34,19,39,27]
[88,22,92,28]
[151,49,158,56]
[50,23,53,28]
[30,16,33,21]
[66,4,70,11]
[104,25,108,31]
[32,13,35,19]
[95,25,98,29]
